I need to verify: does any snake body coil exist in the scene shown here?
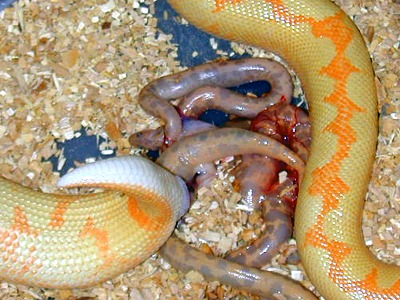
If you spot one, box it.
[1,1,399,299]
[0,157,189,288]
[166,0,400,299]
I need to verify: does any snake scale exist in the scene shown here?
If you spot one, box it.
[0,0,399,299]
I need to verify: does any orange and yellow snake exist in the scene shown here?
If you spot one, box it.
[1,0,399,299]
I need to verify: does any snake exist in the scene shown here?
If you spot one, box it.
[0,0,398,299]
[164,0,399,299]
[133,67,310,271]
[225,102,311,268]
[137,57,292,146]
[0,127,305,291]
[0,156,191,288]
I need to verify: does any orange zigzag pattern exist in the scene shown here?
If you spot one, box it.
[213,0,400,297]
[0,206,40,278]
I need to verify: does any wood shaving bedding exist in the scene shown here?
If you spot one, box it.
[0,0,399,299]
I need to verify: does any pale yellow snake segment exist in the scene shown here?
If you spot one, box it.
[166,0,400,299]
[0,156,189,288]
[0,0,398,299]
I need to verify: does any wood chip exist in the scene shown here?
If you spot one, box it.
[0,0,399,299]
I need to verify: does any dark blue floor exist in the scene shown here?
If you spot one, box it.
[0,0,15,11]
[155,0,249,67]
[1,0,302,175]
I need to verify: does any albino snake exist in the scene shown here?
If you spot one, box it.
[1,1,398,299]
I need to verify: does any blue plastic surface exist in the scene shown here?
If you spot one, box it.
[0,0,16,11]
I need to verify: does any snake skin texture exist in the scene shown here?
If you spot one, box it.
[1,1,399,299]
[166,0,400,299]
[0,156,189,288]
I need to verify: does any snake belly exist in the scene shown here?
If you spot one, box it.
[167,0,400,299]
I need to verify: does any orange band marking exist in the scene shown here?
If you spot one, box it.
[214,0,243,12]
[0,206,39,275]
[48,195,78,228]
[80,216,110,255]
[128,195,172,231]
[80,216,116,269]
[212,0,400,297]
[213,0,314,25]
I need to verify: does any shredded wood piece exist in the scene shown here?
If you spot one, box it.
[0,0,399,299]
